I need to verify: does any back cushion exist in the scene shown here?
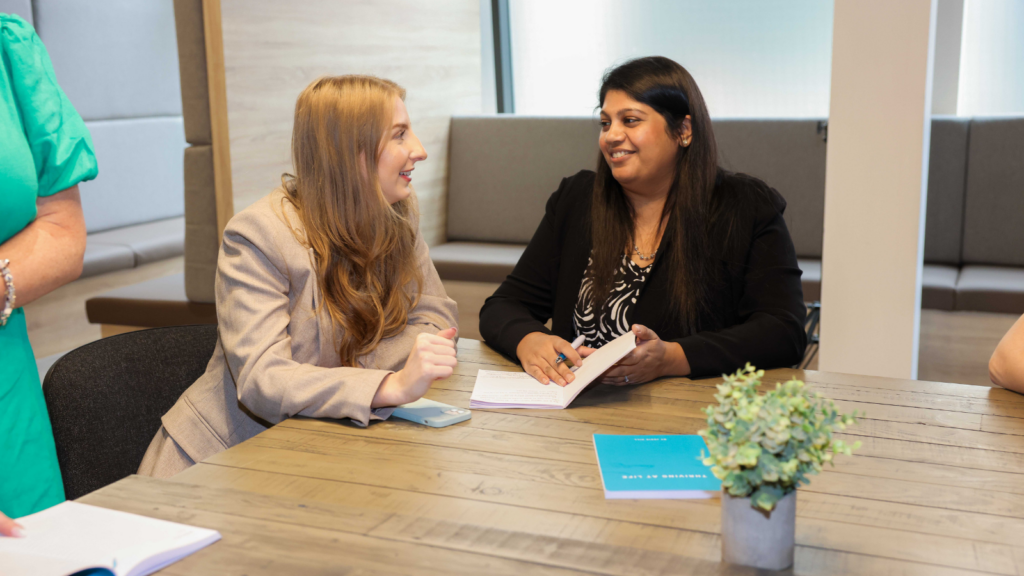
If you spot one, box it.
[79,118,187,233]
[714,119,827,259]
[0,0,32,25]
[448,116,600,244]
[962,116,1024,267]
[923,116,969,265]
[34,0,182,121]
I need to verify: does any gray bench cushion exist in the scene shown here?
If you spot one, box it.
[922,264,959,311]
[956,266,1024,314]
[787,260,958,310]
[431,242,526,283]
[85,273,215,327]
[448,116,600,244]
[83,217,184,279]
[715,119,827,259]
[33,0,182,121]
[923,117,969,265]
[797,259,821,302]
[87,216,185,267]
[962,117,1024,267]
[81,242,135,279]
[80,117,186,233]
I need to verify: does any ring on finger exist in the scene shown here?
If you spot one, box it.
[625,375,630,383]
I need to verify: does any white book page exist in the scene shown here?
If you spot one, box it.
[471,332,636,408]
[470,370,565,407]
[557,332,637,405]
[0,501,220,576]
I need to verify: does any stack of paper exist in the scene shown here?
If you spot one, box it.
[0,501,221,576]
[470,331,636,409]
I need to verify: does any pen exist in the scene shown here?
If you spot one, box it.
[555,335,587,365]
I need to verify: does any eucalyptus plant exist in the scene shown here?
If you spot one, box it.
[699,364,860,511]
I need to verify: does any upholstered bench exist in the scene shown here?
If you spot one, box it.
[434,115,1024,316]
[85,273,215,337]
[82,216,185,278]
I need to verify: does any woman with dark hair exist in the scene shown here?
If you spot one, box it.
[479,56,806,386]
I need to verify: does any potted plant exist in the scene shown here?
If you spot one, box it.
[699,364,859,571]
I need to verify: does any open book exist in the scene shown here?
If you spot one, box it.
[0,501,221,576]
[470,331,636,409]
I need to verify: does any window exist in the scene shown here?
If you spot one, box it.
[957,0,1024,116]
[507,0,834,118]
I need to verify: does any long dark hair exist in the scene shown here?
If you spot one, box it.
[589,56,720,332]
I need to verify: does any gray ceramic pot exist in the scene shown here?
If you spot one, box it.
[720,489,796,571]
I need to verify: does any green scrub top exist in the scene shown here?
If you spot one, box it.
[1,14,98,518]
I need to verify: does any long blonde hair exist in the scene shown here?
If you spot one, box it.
[282,75,422,367]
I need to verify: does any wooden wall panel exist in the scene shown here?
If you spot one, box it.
[219,0,482,245]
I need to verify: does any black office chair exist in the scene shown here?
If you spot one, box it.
[43,324,218,500]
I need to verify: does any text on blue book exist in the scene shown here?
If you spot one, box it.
[621,474,708,479]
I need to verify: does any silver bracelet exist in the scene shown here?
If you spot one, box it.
[1,259,14,327]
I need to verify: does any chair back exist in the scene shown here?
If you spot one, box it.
[43,324,218,500]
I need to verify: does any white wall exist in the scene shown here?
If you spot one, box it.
[509,0,833,117]
[958,0,1024,116]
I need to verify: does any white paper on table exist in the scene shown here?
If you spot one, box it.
[470,331,637,409]
[0,501,221,576]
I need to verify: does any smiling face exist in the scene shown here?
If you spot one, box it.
[599,89,691,196]
[377,97,427,205]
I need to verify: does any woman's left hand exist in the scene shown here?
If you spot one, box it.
[581,324,686,385]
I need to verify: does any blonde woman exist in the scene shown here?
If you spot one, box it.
[139,75,459,478]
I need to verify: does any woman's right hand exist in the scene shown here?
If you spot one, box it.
[1,511,25,537]
[516,332,583,387]
[372,327,458,407]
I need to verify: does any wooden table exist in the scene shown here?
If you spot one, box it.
[80,338,1024,575]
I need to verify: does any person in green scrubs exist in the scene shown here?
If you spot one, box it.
[1,14,97,524]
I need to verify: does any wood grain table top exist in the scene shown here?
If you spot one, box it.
[80,338,1024,575]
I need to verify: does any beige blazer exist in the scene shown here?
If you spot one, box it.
[159,189,459,464]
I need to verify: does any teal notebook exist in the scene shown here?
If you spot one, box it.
[592,434,721,499]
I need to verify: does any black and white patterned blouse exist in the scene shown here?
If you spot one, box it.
[573,255,653,347]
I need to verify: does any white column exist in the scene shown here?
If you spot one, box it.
[818,0,937,379]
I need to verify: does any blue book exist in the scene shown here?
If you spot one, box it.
[592,434,721,499]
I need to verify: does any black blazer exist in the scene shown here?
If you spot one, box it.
[479,169,807,379]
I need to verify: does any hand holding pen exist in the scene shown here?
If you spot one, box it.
[555,335,587,366]
[514,333,586,387]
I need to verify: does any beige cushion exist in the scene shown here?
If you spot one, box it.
[921,264,959,311]
[430,242,526,283]
[956,265,1024,314]
[173,0,211,145]
[184,145,218,303]
[86,273,216,327]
